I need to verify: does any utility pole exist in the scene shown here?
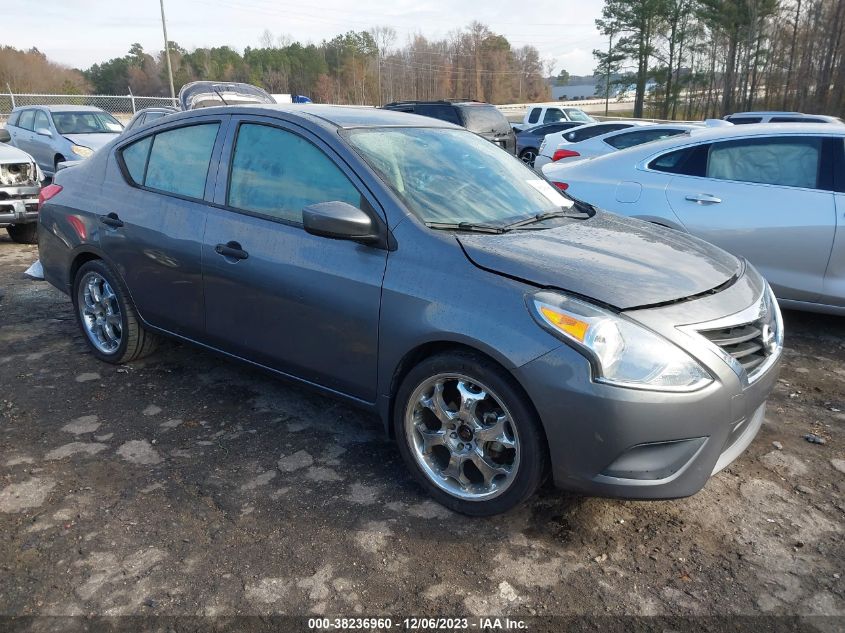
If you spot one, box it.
[604,29,614,117]
[159,0,176,105]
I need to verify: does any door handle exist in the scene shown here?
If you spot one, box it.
[685,194,722,204]
[99,212,124,228]
[215,241,249,261]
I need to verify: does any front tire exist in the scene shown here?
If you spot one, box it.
[72,259,159,364]
[6,223,38,244]
[394,351,547,516]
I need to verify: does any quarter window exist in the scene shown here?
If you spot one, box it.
[119,123,219,199]
[706,137,822,189]
[227,123,362,224]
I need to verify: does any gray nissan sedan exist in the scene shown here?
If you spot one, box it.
[37,105,783,516]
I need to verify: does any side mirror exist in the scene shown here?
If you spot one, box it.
[0,129,10,143]
[302,201,379,244]
[35,127,53,138]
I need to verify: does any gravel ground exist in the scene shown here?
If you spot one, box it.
[0,236,843,631]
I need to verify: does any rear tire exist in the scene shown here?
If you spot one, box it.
[519,148,538,167]
[394,351,548,516]
[72,259,159,364]
[6,223,38,244]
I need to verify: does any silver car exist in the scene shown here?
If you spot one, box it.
[542,123,845,315]
[0,128,41,243]
[5,105,123,177]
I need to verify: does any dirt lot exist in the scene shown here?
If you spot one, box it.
[0,236,843,631]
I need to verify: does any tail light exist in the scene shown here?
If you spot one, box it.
[38,184,63,211]
[551,182,569,191]
[552,149,580,162]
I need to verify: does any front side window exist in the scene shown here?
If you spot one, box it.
[527,108,541,124]
[33,111,51,133]
[119,123,219,198]
[604,127,688,150]
[18,110,35,131]
[228,123,362,223]
[53,111,123,134]
[563,108,593,122]
[346,127,572,227]
[706,136,822,189]
[543,108,564,123]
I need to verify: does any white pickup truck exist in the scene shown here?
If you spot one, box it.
[0,128,41,244]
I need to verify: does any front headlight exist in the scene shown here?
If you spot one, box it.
[528,291,713,392]
[71,145,93,158]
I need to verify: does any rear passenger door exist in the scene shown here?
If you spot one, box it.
[103,115,229,338]
[663,135,836,302]
[202,117,388,401]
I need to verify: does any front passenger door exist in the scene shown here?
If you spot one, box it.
[202,118,388,402]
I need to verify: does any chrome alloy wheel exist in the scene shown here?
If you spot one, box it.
[520,150,537,166]
[404,374,520,501]
[77,272,123,354]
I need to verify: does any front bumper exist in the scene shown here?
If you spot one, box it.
[0,188,39,227]
[514,270,781,499]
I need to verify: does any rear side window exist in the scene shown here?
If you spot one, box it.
[119,123,219,198]
[604,127,688,150]
[707,137,822,189]
[726,116,762,124]
[527,108,541,124]
[415,104,461,126]
[18,110,35,131]
[227,123,362,224]
[564,123,631,143]
[459,105,510,134]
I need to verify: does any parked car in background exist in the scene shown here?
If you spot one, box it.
[38,104,781,515]
[0,128,41,243]
[536,123,696,168]
[382,100,516,154]
[515,121,585,166]
[123,106,178,134]
[542,123,845,315]
[533,121,653,170]
[522,105,594,126]
[724,111,844,125]
[5,105,123,177]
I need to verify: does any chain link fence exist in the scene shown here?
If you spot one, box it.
[0,93,178,125]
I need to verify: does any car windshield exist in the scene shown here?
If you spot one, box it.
[345,127,573,227]
[53,111,123,134]
[564,109,593,122]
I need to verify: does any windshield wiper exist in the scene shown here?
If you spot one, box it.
[503,206,593,230]
[425,221,508,234]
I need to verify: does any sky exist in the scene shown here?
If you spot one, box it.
[5,0,607,78]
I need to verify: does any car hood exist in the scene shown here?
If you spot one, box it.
[457,211,741,310]
[0,141,36,164]
[62,133,121,150]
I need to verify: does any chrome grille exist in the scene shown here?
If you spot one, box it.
[693,286,782,384]
[699,322,768,375]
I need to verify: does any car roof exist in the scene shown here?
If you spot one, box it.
[12,105,107,113]
[144,104,460,131]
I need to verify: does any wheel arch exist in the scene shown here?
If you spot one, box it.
[383,339,543,442]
